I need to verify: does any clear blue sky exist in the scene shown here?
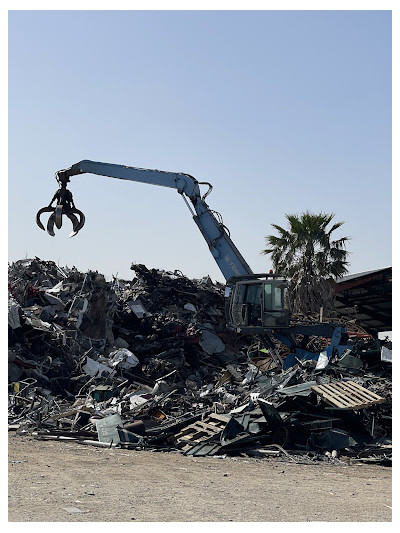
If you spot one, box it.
[8,10,392,283]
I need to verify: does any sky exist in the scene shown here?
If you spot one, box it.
[8,8,392,284]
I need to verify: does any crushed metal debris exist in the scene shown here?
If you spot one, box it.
[8,258,392,465]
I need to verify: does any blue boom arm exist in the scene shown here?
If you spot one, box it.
[57,160,253,281]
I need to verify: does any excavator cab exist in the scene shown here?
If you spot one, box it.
[225,274,291,333]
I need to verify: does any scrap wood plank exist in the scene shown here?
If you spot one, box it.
[174,413,229,451]
[342,380,385,401]
[311,380,385,410]
[175,417,227,440]
[334,381,385,407]
[311,382,369,409]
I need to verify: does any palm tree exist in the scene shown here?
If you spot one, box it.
[262,211,350,316]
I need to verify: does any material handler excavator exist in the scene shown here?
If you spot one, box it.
[36,160,348,367]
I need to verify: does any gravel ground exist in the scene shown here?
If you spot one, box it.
[8,433,392,522]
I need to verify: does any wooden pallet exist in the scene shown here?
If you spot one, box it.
[311,380,385,410]
[174,413,229,451]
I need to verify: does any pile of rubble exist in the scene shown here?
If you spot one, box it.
[8,258,392,465]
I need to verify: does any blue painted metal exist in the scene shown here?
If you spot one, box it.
[325,326,345,359]
[279,326,351,370]
[63,160,253,281]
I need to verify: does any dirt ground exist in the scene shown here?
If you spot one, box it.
[8,432,392,523]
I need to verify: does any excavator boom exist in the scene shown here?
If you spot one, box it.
[36,159,291,335]
[40,160,252,282]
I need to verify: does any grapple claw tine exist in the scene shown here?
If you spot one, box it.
[47,213,56,236]
[65,212,79,238]
[55,204,63,229]
[36,206,55,231]
[69,208,85,237]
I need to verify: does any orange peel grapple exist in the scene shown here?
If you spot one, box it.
[36,172,85,237]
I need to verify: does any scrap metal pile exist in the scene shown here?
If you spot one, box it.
[8,258,392,464]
